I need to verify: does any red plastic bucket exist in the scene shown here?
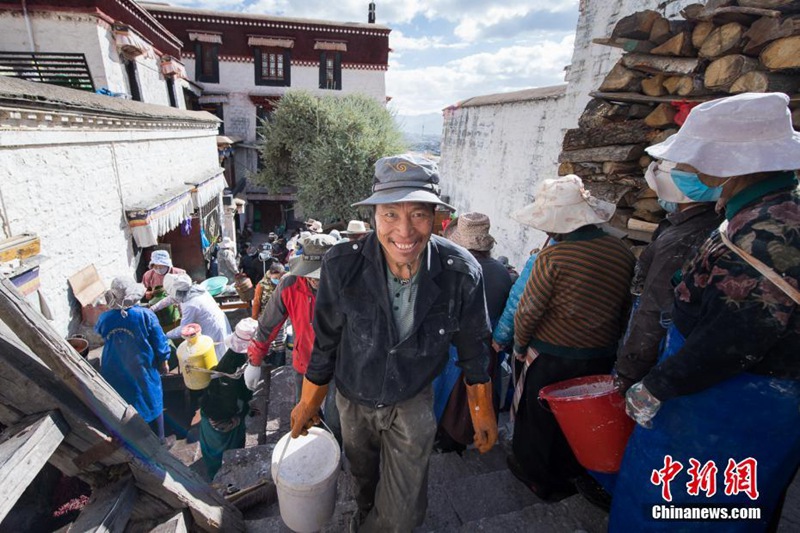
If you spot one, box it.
[539,374,634,473]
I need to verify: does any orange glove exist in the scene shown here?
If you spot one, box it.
[290,377,329,438]
[466,380,498,454]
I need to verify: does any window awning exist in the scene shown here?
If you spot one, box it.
[160,55,187,79]
[113,24,154,59]
[125,186,194,248]
[188,31,223,44]
[199,93,229,104]
[187,171,227,210]
[314,40,347,52]
[248,36,294,48]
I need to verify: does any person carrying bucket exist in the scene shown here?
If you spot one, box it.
[244,234,339,437]
[198,318,256,479]
[290,154,499,533]
[507,175,635,501]
[613,93,800,532]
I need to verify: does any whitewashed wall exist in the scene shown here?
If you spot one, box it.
[186,57,386,144]
[0,110,219,336]
[0,11,180,108]
[439,0,696,269]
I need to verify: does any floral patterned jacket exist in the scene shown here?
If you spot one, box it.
[643,172,800,400]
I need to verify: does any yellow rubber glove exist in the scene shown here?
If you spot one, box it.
[466,381,498,454]
[290,377,329,438]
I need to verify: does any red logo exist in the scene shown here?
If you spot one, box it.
[723,458,759,501]
[651,455,683,502]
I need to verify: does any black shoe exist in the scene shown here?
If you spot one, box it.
[574,474,612,512]
[506,455,577,502]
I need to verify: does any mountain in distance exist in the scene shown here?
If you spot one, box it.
[396,112,443,155]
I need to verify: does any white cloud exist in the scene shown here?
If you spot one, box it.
[386,33,574,116]
[390,30,468,52]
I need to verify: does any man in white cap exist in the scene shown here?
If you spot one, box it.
[508,174,635,501]
[613,92,800,531]
[290,153,498,532]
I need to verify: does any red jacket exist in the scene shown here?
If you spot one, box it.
[252,275,316,374]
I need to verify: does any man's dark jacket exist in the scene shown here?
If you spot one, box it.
[305,233,491,408]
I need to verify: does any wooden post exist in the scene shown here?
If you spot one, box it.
[69,476,138,532]
[0,411,69,521]
[0,277,244,532]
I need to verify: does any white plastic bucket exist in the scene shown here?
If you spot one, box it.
[271,427,340,532]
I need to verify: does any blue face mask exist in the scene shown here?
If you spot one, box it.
[670,169,723,202]
[270,278,280,285]
[658,199,679,213]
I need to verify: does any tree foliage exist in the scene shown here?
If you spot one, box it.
[254,90,406,222]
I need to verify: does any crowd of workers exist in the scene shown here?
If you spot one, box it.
[91,92,799,532]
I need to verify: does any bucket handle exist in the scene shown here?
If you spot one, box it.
[537,395,553,414]
[275,416,335,482]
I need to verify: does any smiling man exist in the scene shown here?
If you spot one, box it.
[291,154,497,532]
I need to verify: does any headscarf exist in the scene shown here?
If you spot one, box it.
[105,277,145,317]
[164,273,196,303]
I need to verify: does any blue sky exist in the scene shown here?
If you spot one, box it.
[159,0,580,132]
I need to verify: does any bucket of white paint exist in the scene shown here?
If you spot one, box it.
[271,427,340,532]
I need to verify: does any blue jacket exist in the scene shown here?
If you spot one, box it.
[96,306,170,423]
[492,253,537,347]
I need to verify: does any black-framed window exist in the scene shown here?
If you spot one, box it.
[255,48,291,86]
[124,59,141,101]
[166,77,177,108]
[195,42,219,83]
[318,51,341,90]
[201,102,224,134]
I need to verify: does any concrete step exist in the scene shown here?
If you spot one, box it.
[456,495,608,533]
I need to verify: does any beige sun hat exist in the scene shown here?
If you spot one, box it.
[341,220,372,235]
[512,175,616,233]
[645,92,800,178]
[444,212,496,252]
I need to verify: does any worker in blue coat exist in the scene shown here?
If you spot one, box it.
[96,277,171,442]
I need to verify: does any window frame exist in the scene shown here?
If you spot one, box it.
[254,47,291,87]
[195,42,220,84]
[124,58,141,101]
[318,51,341,91]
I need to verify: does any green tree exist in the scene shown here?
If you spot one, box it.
[254,90,406,222]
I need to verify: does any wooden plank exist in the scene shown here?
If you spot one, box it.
[590,91,712,104]
[558,144,644,163]
[562,120,653,150]
[730,70,800,93]
[0,234,40,262]
[0,278,244,532]
[592,37,655,53]
[0,411,69,521]
[621,53,703,75]
[699,22,746,58]
[70,476,137,533]
[705,54,759,90]
[612,10,663,40]
[760,35,800,70]
[148,511,189,533]
[698,6,782,22]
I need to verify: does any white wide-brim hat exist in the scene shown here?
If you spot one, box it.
[224,317,258,353]
[512,175,616,234]
[644,160,692,203]
[646,92,800,178]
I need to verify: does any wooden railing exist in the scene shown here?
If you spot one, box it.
[0,52,95,92]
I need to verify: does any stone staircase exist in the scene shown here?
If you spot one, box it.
[177,364,800,532]
[239,367,608,532]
